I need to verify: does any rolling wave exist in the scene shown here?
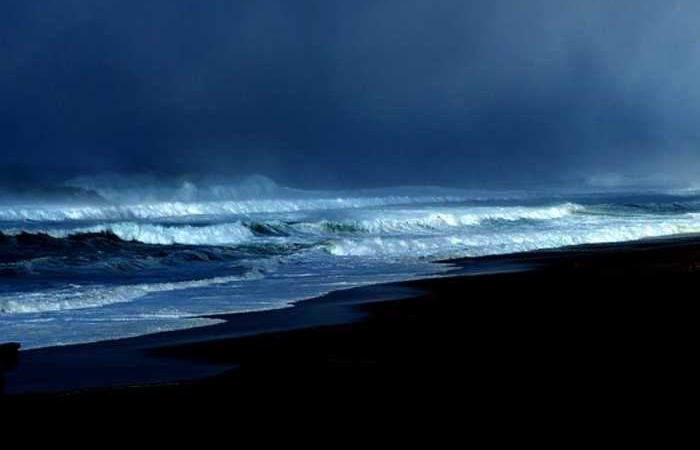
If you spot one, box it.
[0,203,586,246]
[323,217,700,258]
[0,271,262,314]
[294,203,583,235]
[0,195,466,222]
[67,222,255,246]
[0,231,299,283]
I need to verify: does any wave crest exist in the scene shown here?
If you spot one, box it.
[0,271,262,314]
[295,203,583,235]
[0,195,467,222]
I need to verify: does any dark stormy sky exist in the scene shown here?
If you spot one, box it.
[2,1,700,188]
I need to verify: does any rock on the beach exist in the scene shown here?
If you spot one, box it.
[0,342,20,372]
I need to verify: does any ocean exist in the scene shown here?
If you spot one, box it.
[2,175,700,349]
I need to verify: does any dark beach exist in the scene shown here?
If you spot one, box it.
[2,235,696,405]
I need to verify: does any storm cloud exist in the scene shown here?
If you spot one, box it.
[2,0,700,188]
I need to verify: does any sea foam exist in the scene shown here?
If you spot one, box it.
[0,271,261,314]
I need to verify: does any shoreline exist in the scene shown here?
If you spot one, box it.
[3,234,698,399]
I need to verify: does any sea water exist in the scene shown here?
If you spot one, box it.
[3,176,700,348]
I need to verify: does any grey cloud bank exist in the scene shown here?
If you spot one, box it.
[2,0,700,188]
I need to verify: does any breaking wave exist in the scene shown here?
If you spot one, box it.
[60,222,255,246]
[0,195,467,222]
[295,203,582,235]
[323,217,700,258]
[0,203,586,246]
[0,271,262,314]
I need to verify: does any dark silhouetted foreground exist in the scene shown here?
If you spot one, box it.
[4,237,694,418]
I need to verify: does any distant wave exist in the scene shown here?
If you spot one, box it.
[0,186,107,205]
[0,195,467,222]
[0,203,584,246]
[63,173,286,203]
[585,201,696,215]
[294,203,583,235]
[323,218,700,258]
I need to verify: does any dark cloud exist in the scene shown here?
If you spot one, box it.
[2,0,700,188]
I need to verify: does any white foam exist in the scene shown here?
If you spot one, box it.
[324,216,700,258]
[0,195,466,223]
[297,203,582,235]
[0,222,255,246]
[0,202,585,246]
[75,222,254,245]
[0,271,262,314]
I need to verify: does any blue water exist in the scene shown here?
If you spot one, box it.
[3,176,700,348]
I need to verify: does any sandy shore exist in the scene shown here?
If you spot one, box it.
[3,235,697,403]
